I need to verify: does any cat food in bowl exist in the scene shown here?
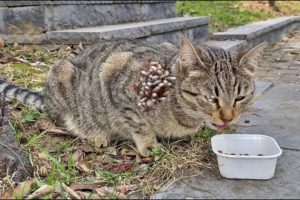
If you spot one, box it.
[211,134,282,180]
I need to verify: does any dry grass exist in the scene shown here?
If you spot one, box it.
[0,43,221,199]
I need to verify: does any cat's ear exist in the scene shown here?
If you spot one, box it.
[239,42,268,77]
[179,36,205,75]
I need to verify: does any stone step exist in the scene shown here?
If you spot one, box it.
[212,16,300,49]
[46,16,210,46]
[0,1,176,34]
[0,1,173,7]
[203,40,247,51]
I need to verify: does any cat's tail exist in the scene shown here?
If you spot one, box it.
[0,78,45,111]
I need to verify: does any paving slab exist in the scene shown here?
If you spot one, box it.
[154,149,300,199]
[238,83,300,150]
[253,81,273,99]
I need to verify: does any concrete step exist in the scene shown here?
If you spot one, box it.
[0,1,176,34]
[46,16,210,46]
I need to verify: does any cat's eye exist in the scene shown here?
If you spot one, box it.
[205,96,218,104]
[182,90,199,97]
[235,96,245,102]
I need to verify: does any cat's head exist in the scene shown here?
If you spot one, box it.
[174,37,267,131]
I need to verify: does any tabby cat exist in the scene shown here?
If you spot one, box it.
[0,37,267,157]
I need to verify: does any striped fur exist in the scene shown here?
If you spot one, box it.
[0,38,267,157]
[0,79,44,110]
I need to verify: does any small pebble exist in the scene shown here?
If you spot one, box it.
[157,70,163,75]
[159,97,167,101]
[146,100,154,107]
[167,77,177,81]
[150,61,159,65]
[153,85,162,92]
[152,80,161,86]
[141,71,148,76]
[140,97,147,103]
[150,66,157,71]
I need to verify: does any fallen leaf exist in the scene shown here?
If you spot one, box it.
[35,119,67,135]
[1,179,35,199]
[0,38,4,49]
[95,154,113,164]
[118,184,139,194]
[120,147,141,162]
[38,166,49,177]
[55,183,81,200]
[26,184,53,199]
[76,144,94,153]
[104,147,117,156]
[37,152,49,160]
[78,42,83,50]
[69,183,97,191]
[76,191,102,199]
[76,160,91,173]
[120,147,138,157]
[13,42,21,50]
[119,185,127,194]
[101,162,133,173]
[136,164,148,173]
[95,187,127,199]
[141,157,154,164]
[72,150,84,162]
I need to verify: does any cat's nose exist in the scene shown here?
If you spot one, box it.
[220,108,234,124]
[222,119,232,124]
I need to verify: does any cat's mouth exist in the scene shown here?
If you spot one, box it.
[211,123,229,130]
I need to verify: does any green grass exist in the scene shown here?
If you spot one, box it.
[176,1,274,31]
[177,1,300,32]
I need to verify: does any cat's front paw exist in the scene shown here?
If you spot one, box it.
[136,141,161,158]
[87,135,109,149]
[131,133,160,157]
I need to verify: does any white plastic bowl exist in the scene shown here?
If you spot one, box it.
[211,134,282,180]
